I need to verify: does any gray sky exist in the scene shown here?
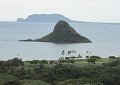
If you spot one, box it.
[0,0,120,23]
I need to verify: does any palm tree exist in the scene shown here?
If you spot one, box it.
[72,50,77,57]
[78,54,82,59]
[86,51,91,59]
[68,51,71,57]
[61,50,65,58]
[62,50,65,55]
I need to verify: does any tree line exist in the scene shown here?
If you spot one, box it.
[0,57,120,85]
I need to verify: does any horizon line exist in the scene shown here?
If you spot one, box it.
[0,20,120,24]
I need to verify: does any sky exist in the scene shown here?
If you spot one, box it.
[0,0,120,23]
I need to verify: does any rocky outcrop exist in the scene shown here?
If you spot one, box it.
[19,39,33,42]
[17,18,26,22]
[34,20,92,43]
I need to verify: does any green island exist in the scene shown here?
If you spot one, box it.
[0,55,120,85]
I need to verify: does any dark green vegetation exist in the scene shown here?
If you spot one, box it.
[35,20,91,43]
[0,57,120,85]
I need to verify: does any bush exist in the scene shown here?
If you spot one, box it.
[46,64,82,83]
[109,56,116,59]
[49,61,54,64]
[3,80,20,85]
[66,59,75,64]
[90,56,101,59]
[57,78,103,85]
[98,73,120,85]
[87,57,97,64]
[58,60,66,64]
[27,60,40,64]
[40,60,48,64]
[0,73,18,85]
[103,57,120,66]
[20,80,49,85]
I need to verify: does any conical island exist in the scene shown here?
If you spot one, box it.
[34,20,92,43]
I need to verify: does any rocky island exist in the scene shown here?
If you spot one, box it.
[34,20,91,43]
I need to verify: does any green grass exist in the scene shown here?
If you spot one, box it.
[20,80,49,85]
[0,74,49,85]
[22,58,112,69]
[56,78,103,85]
[97,58,111,63]
[0,73,18,85]
[73,58,112,67]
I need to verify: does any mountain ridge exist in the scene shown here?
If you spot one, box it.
[16,14,120,25]
[17,14,80,23]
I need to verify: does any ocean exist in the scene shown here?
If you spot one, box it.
[0,22,120,60]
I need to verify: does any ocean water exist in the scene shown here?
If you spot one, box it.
[0,22,120,60]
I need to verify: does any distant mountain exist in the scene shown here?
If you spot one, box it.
[16,14,80,23]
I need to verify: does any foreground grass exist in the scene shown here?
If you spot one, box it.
[0,74,49,85]
[20,80,49,85]
[0,73,18,85]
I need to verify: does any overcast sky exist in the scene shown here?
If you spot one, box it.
[0,0,120,23]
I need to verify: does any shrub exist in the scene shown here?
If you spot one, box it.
[40,60,48,64]
[3,80,20,85]
[57,78,103,85]
[109,56,116,59]
[87,57,97,64]
[27,60,39,64]
[103,57,120,66]
[90,56,101,59]
[66,59,75,64]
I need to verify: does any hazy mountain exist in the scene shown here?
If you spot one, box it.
[17,14,81,23]
[16,14,120,25]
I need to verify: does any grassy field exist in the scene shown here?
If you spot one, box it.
[0,73,18,85]
[0,74,49,85]
[23,58,113,69]
[20,80,49,85]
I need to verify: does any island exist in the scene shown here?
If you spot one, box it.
[20,20,92,43]
[16,14,80,23]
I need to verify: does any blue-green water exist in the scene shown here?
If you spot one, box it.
[0,22,120,60]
